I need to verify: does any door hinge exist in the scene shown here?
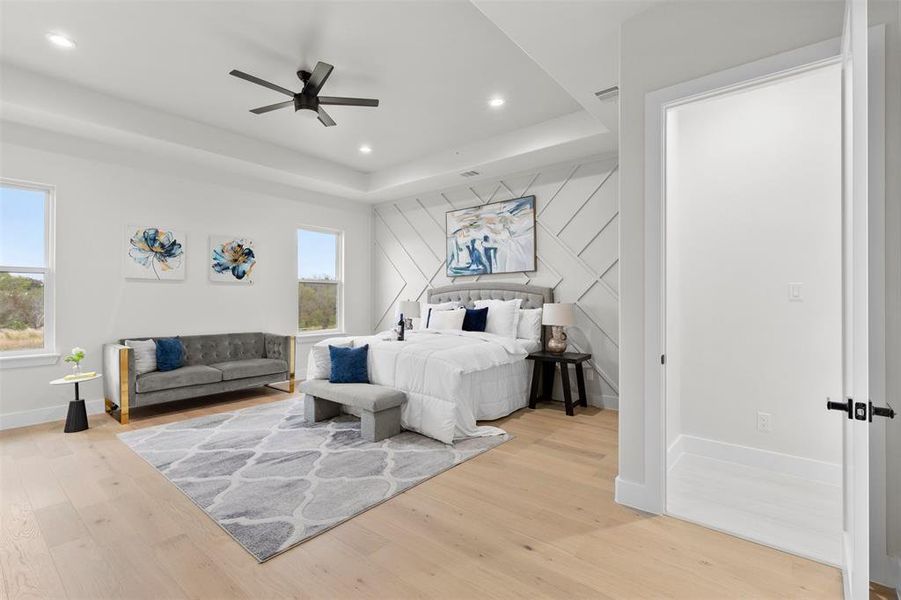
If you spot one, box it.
[661,354,665,365]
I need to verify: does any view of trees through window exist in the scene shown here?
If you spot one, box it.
[1,184,48,352]
[298,228,340,332]
[0,273,44,351]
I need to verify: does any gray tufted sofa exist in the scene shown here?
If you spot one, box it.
[102,332,295,424]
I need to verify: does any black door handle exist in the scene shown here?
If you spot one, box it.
[826,398,853,419]
[870,401,896,421]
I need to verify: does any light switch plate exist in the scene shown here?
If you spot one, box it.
[788,282,803,302]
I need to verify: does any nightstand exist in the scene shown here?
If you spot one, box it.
[526,352,591,416]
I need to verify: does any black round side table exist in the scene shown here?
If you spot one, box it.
[50,374,102,433]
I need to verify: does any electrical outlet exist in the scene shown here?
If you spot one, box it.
[757,411,773,433]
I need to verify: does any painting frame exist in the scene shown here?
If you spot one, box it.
[209,235,256,284]
[123,225,186,281]
[444,195,537,277]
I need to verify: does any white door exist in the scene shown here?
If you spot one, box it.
[835,0,871,597]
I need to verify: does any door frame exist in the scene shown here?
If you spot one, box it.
[641,31,887,572]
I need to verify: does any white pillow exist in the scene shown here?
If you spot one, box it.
[474,298,524,338]
[419,301,460,328]
[125,339,157,375]
[308,337,353,379]
[517,308,543,341]
[427,308,466,331]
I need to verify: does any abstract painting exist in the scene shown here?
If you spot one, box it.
[445,196,536,276]
[124,225,185,280]
[209,235,256,284]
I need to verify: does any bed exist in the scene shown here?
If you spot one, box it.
[307,283,553,444]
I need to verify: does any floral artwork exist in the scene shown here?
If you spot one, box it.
[124,226,185,280]
[209,236,256,284]
[445,196,536,276]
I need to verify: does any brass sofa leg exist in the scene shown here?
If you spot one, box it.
[288,336,296,394]
[105,346,130,424]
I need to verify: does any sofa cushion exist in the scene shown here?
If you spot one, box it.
[211,358,288,381]
[136,365,222,393]
[181,333,265,366]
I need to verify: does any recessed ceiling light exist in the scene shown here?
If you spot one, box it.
[46,32,76,49]
[489,97,505,108]
[359,145,372,154]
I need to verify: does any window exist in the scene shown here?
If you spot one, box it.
[297,227,342,333]
[0,180,54,360]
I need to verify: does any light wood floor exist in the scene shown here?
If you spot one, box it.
[0,388,847,599]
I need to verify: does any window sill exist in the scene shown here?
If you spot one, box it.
[0,352,60,369]
[296,331,346,342]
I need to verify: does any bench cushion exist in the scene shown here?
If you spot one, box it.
[211,358,287,381]
[299,380,405,412]
[137,365,222,393]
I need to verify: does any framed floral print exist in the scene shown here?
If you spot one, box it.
[209,235,256,284]
[124,225,185,280]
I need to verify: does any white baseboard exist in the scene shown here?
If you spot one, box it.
[667,433,841,487]
[614,476,662,514]
[0,398,106,431]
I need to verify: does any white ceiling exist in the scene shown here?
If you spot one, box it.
[0,1,651,201]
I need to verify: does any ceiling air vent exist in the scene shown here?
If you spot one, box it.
[594,85,619,102]
[460,170,481,178]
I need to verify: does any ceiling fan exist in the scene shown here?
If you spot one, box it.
[229,61,379,127]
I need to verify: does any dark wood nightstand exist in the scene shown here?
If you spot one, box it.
[526,352,592,416]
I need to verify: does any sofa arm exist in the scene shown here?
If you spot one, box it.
[103,343,134,424]
[264,334,296,393]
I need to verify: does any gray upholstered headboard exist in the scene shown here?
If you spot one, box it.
[427,282,553,309]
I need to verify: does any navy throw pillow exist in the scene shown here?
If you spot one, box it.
[462,307,489,332]
[156,337,185,372]
[329,344,369,384]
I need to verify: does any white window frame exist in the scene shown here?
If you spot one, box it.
[0,178,57,368]
[297,225,343,337]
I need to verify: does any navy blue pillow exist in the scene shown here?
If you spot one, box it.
[329,344,369,384]
[156,337,185,372]
[462,307,489,332]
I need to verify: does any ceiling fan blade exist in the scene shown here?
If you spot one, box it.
[250,100,294,114]
[317,106,336,127]
[318,96,379,107]
[304,61,334,96]
[229,70,295,97]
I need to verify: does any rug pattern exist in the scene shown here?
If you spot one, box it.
[118,397,508,561]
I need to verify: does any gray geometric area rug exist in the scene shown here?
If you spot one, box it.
[118,396,509,562]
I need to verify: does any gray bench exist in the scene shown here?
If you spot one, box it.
[299,380,405,442]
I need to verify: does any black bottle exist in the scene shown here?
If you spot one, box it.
[397,313,405,341]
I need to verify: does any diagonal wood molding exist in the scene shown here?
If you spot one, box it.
[372,154,620,405]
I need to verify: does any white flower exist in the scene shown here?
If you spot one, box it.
[72,347,85,355]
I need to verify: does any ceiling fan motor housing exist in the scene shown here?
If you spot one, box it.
[294,93,319,113]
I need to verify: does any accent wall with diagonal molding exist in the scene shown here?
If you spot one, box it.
[372,154,619,408]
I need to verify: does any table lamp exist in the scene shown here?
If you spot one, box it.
[398,300,421,331]
[542,303,574,354]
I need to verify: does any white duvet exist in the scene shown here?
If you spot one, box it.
[306,330,532,444]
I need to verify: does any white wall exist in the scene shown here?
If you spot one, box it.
[0,133,372,428]
[371,154,621,407]
[617,0,844,503]
[665,65,842,465]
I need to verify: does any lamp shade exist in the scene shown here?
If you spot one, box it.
[398,300,421,318]
[542,303,574,326]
